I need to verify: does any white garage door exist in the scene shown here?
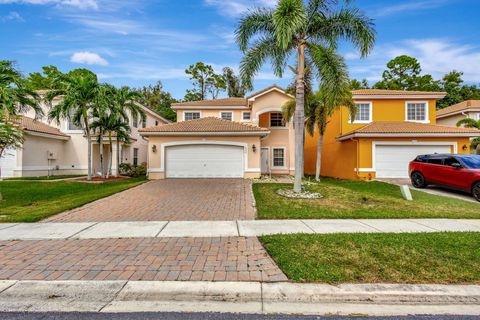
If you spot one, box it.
[166,144,244,178]
[375,144,452,178]
[0,148,16,178]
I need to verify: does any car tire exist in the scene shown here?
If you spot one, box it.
[472,182,480,202]
[411,171,427,188]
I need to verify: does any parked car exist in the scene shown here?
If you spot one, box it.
[409,154,480,202]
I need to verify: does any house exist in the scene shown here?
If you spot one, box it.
[0,95,169,178]
[436,100,480,126]
[305,89,480,180]
[139,85,295,179]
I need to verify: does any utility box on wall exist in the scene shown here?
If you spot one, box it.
[47,151,57,160]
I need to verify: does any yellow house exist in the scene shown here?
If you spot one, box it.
[305,89,480,180]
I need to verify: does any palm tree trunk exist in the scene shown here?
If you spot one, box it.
[476,143,480,155]
[315,133,323,181]
[107,133,113,179]
[293,43,306,193]
[84,116,92,181]
[99,130,104,178]
[116,139,120,178]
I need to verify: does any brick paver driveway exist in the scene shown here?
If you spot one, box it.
[0,237,287,282]
[46,179,256,222]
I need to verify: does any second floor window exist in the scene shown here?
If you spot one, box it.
[270,112,286,127]
[220,112,233,121]
[132,114,138,128]
[67,111,82,131]
[142,117,146,128]
[184,112,200,121]
[242,112,251,121]
[354,103,371,122]
[407,102,427,122]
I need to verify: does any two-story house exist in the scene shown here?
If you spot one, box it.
[139,85,295,179]
[436,100,480,126]
[305,89,480,180]
[0,94,169,178]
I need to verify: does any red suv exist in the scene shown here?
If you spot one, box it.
[409,154,480,202]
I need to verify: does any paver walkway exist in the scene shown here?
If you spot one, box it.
[0,237,287,282]
[45,179,256,222]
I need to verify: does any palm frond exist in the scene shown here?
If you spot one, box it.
[235,8,275,52]
[273,0,307,49]
[457,118,480,129]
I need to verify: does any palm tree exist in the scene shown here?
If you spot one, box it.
[47,69,99,180]
[236,0,375,192]
[105,115,131,178]
[457,118,480,154]
[0,60,42,117]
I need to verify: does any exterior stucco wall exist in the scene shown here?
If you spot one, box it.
[436,113,466,127]
[145,135,262,179]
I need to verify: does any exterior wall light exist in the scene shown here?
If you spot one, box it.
[462,144,468,152]
[152,145,157,153]
[252,144,257,153]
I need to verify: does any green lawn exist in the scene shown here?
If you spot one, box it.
[261,232,480,284]
[0,177,146,222]
[253,178,480,219]
[5,174,85,181]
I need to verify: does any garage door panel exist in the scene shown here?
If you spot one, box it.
[166,144,244,178]
[375,144,452,178]
[0,148,16,178]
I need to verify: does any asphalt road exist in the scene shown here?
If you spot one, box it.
[0,313,478,320]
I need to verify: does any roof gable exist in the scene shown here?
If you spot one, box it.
[437,100,480,118]
[352,89,447,99]
[246,85,293,101]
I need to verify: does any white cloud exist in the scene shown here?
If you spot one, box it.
[1,11,24,22]
[70,51,108,66]
[345,38,480,83]
[0,0,97,9]
[371,0,451,17]
[204,0,275,17]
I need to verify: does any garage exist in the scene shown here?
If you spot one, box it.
[0,148,16,178]
[166,144,244,178]
[375,144,452,178]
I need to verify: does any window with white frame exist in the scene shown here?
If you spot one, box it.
[406,102,427,122]
[272,148,285,167]
[184,112,201,121]
[242,112,251,121]
[353,102,371,122]
[472,112,480,120]
[220,111,233,121]
[270,112,286,127]
[133,148,139,166]
[67,111,82,131]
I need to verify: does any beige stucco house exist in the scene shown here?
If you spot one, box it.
[139,85,295,179]
[436,100,480,126]
[0,96,168,178]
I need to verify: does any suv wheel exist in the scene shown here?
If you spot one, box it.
[411,172,427,188]
[472,182,480,202]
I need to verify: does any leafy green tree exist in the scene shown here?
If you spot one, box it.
[236,0,375,192]
[457,118,480,154]
[350,78,369,90]
[373,55,440,91]
[0,60,42,117]
[183,89,202,102]
[223,67,249,97]
[137,81,177,121]
[185,62,226,100]
[437,71,480,109]
[47,69,99,181]
[25,65,63,90]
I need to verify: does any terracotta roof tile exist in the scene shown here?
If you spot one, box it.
[139,117,269,134]
[437,100,480,117]
[20,116,70,138]
[338,121,480,140]
[352,89,447,96]
[172,97,247,107]
[246,84,290,99]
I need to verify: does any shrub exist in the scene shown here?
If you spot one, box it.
[118,163,147,177]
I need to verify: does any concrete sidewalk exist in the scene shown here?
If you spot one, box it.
[1,219,480,240]
[0,280,479,316]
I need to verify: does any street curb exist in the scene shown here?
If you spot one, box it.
[0,280,479,316]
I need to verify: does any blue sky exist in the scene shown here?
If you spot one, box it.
[1,0,480,99]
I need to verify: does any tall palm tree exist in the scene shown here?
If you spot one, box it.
[47,69,99,180]
[236,0,375,192]
[457,118,480,154]
[103,115,131,178]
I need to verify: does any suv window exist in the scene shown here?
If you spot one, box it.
[427,157,444,165]
[444,157,461,167]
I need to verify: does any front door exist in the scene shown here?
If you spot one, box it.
[261,148,269,174]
